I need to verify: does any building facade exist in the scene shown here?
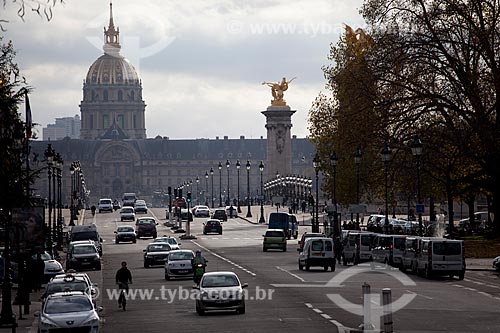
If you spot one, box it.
[30,3,315,206]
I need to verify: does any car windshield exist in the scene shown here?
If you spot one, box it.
[265,231,284,237]
[117,227,134,232]
[169,252,194,261]
[201,274,239,288]
[361,235,373,246]
[394,238,406,250]
[47,281,87,294]
[99,199,111,204]
[44,296,93,314]
[71,232,98,242]
[73,246,96,254]
[164,238,177,245]
[121,208,134,213]
[147,244,170,252]
[39,252,51,261]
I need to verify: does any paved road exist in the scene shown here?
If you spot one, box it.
[19,207,500,332]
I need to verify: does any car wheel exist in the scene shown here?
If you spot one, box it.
[323,265,328,271]
[425,265,432,278]
[144,261,149,268]
[133,239,136,244]
[121,218,124,221]
[458,271,465,280]
[219,231,223,235]
[305,264,310,271]
[299,263,303,270]
[196,302,205,316]
[237,305,246,314]
[283,246,287,252]
[331,264,336,272]
[165,273,170,280]
[263,247,267,252]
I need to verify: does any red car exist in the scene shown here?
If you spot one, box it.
[203,220,223,235]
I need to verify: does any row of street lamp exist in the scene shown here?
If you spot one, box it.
[175,160,266,223]
[314,137,423,235]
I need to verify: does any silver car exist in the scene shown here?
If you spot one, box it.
[165,250,194,280]
[36,291,101,332]
[154,236,181,250]
[195,271,247,315]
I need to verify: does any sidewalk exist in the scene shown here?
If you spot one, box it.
[466,258,496,271]
[237,204,313,226]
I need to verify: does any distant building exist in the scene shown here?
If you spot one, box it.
[30,3,314,205]
[42,115,81,140]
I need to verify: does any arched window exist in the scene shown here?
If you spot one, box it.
[103,90,108,102]
[118,90,123,101]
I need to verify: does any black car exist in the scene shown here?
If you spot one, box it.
[143,242,172,268]
[203,219,223,235]
[66,243,101,271]
[211,209,227,222]
[115,226,136,244]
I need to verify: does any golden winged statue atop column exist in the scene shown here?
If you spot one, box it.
[262,77,296,106]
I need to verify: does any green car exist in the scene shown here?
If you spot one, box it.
[263,229,287,252]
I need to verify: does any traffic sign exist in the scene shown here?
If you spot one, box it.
[416,204,425,213]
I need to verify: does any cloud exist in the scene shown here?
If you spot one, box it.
[2,0,366,139]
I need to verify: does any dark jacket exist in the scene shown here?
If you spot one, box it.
[115,267,132,284]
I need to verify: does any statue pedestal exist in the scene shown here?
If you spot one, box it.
[262,105,296,181]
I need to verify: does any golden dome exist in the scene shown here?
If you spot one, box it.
[85,54,139,85]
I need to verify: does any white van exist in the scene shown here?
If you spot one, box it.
[342,231,375,265]
[401,236,421,273]
[371,234,407,266]
[298,237,336,272]
[415,237,465,279]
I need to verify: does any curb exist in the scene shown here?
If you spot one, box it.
[466,267,496,272]
[237,216,264,225]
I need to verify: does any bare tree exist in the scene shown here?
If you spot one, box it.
[1,0,64,31]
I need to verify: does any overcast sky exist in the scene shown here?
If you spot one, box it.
[3,0,365,140]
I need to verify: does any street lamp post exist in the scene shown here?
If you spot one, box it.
[381,142,392,234]
[218,162,222,207]
[236,160,242,213]
[313,154,320,233]
[196,176,200,204]
[354,146,362,225]
[56,155,63,250]
[330,152,338,237]
[44,144,54,255]
[210,168,214,208]
[226,160,231,206]
[69,163,75,226]
[411,137,423,236]
[259,161,265,223]
[246,160,252,218]
[204,171,209,206]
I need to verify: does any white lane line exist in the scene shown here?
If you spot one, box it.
[304,303,346,331]
[192,241,256,276]
[465,278,500,290]
[276,266,306,282]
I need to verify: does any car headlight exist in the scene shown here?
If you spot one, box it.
[82,317,99,326]
[40,317,58,328]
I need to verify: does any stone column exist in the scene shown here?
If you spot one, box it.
[262,105,296,181]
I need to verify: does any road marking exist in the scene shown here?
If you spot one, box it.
[405,289,433,300]
[452,284,500,302]
[192,241,256,276]
[464,278,500,290]
[276,266,305,282]
[304,303,346,330]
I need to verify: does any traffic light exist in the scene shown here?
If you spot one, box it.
[187,192,192,203]
[174,188,178,198]
[179,189,183,198]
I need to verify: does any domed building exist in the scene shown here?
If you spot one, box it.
[79,3,146,140]
[31,2,315,205]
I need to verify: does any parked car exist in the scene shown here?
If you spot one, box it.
[136,217,158,239]
[31,251,64,282]
[66,242,101,271]
[493,255,500,271]
[164,250,195,280]
[342,231,375,265]
[134,200,148,214]
[143,242,172,268]
[415,237,465,279]
[193,205,211,217]
[203,219,223,235]
[69,224,103,256]
[114,226,136,244]
[97,198,113,213]
[36,291,102,332]
[42,272,96,303]
[371,234,407,266]
[154,236,181,250]
[401,236,421,273]
[195,271,247,315]
[298,237,336,271]
[263,229,287,252]
[120,206,136,221]
[212,209,227,222]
